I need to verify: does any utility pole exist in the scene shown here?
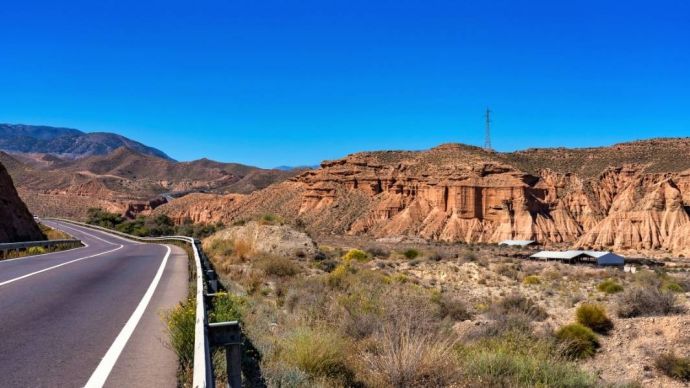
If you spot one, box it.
[484,108,492,151]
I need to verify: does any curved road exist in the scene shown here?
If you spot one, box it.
[0,220,188,387]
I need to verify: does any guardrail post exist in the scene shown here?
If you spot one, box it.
[209,321,242,388]
[206,270,218,293]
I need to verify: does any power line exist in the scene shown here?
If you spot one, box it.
[484,108,492,151]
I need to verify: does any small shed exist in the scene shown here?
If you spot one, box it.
[499,240,536,247]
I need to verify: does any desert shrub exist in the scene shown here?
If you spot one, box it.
[165,297,196,384]
[403,249,420,260]
[597,278,624,294]
[255,256,301,277]
[575,304,613,334]
[473,311,534,339]
[259,214,283,225]
[616,286,682,318]
[495,263,520,280]
[460,331,596,387]
[434,294,473,321]
[317,259,338,273]
[207,239,235,258]
[361,323,458,387]
[662,282,685,293]
[555,323,599,359]
[328,263,355,287]
[86,208,124,228]
[365,245,390,258]
[342,249,369,262]
[522,275,541,285]
[233,239,253,261]
[278,327,351,380]
[655,353,690,381]
[490,293,548,321]
[462,251,477,262]
[26,246,46,255]
[209,293,246,323]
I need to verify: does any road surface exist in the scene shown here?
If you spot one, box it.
[0,220,188,387]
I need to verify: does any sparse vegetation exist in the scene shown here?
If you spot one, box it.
[522,275,541,285]
[616,285,682,318]
[254,255,301,277]
[86,208,220,238]
[597,278,624,294]
[403,248,420,260]
[575,303,613,334]
[655,353,690,382]
[165,297,196,385]
[555,323,599,359]
[342,248,369,262]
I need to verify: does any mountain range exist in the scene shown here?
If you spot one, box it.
[0,124,173,160]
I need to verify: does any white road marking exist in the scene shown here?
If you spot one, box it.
[54,222,145,246]
[0,244,124,287]
[84,245,171,388]
[50,223,124,246]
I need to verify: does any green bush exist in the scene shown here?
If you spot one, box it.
[165,297,196,382]
[403,249,420,260]
[662,282,685,293]
[522,275,541,285]
[575,304,613,334]
[209,293,245,323]
[342,249,369,262]
[279,327,350,379]
[26,246,46,255]
[655,353,690,381]
[597,278,624,294]
[555,323,599,359]
[460,331,596,387]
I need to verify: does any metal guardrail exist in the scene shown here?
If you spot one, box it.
[45,218,216,388]
[0,239,83,258]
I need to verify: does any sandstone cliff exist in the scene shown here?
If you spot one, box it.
[153,139,690,257]
[0,161,45,243]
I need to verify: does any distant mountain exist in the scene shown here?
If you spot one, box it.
[274,165,320,171]
[0,124,173,160]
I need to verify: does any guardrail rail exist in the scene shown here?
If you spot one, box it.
[45,218,220,388]
[0,239,83,259]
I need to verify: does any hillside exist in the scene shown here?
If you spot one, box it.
[0,124,172,160]
[4,147,297,219]
[153,138,690,257]
[0,161,44,243]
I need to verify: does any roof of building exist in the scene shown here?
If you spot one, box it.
[499,240,536,246]
[530,250,625,263]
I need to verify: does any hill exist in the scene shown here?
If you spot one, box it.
[0,124,173,160]
[0,161,44,243]
[3,147,297,219]
[153,138,690,257]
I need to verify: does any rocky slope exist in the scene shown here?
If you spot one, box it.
[3,147,297,219]
[0,161,45,243]
[154,138,690,257]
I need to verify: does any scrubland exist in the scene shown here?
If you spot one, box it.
[192,219,690,387]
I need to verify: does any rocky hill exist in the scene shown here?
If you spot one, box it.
[0,124,172,160]
[0,161,44,243]
[3,147,297,219]
[153,138,690,257]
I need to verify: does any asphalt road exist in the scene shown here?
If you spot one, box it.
[0,220,188,387]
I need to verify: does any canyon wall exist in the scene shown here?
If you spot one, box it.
[0,162,45,243]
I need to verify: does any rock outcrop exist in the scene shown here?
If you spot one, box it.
[0,161,45,243]
[204,221,317,259]
[159,139,690,257]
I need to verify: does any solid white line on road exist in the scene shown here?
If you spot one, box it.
[0,222,91,264]
[54,221,145,246]
[51,223,125,246]
[84,245,171,388]
[0,244,124,288]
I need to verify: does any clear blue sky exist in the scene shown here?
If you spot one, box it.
[1,1,688,168]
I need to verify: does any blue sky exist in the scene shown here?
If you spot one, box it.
[1,1,688,168]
